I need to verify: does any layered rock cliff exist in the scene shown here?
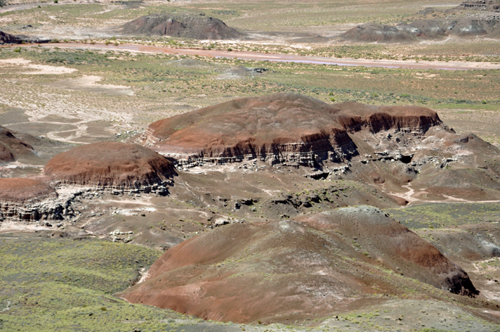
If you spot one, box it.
[144,93,443,168]
[0,178,69,222]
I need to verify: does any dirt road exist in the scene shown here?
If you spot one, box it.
[13,43,500,71]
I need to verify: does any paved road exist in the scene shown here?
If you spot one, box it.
[12,42,500,70]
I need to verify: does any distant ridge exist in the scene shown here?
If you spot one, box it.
[122,12,244,40]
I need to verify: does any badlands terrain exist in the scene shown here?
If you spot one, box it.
[1,0,500,331]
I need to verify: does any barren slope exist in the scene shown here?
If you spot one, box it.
[123,13,244,40]
[121,206,478,324]
[0,178,54,203]
[342,17,500,43]
[44,142,175,189]
[0,125,35,163]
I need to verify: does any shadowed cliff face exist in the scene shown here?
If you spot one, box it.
[145,93,442,166]
[44,142,175,189]
[0,31,22,45]
[120,206,477,324]
[122,13,244,40]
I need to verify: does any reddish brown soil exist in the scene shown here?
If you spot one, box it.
[0,178,54,203]
[44,142,175,188]
[120,206,477,324]
[122,13,243,40]
[146,93,441,161]
[297,207,477,296]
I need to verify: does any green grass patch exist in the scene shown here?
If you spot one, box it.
[386,203,500,229]
[0,236,200,331]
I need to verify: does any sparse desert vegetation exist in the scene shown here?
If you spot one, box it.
[1,46,500,143]
[1,0,500,331]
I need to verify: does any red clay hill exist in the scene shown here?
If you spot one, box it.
[0,178,55,204]
[145,93,442,167]
[122,12,243,40]
[44,142,175,189]
[144,93,500,202]
[0,178,60,222]
[120,206,478,324]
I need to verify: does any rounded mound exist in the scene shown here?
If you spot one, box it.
[342,18,500,43]
[44,142,175,188]
[0,178,55,203]
[122,12,243,40]
[121,208,477,323]
[146,93,441,165]
[341,23,417,43]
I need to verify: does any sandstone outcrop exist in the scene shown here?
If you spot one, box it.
[144,93,442,168]
[122,12,243,40]
[120,206,477,323]
[44,142,175,193]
